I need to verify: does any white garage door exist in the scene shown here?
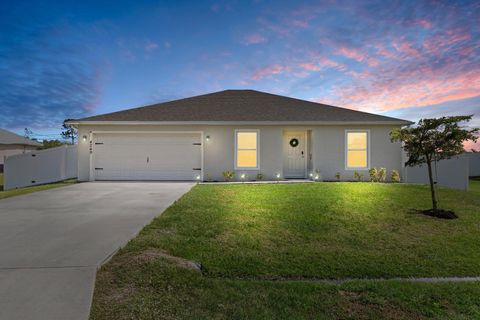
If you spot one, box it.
[93,132,202,180]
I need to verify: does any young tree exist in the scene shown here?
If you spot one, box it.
[390,116,478,212]
[61,119,78,144]
[39,139,64,150]
[24,128,33,139]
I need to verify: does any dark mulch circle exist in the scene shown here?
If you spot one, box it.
[421,209,458,219]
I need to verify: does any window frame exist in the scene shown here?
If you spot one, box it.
[234,129,260,170]
[345,129,370,170]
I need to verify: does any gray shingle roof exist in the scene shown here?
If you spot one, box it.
[75,89,411,124]
[0,128,42,146]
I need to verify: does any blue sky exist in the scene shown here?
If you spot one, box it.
[1,0,479,148]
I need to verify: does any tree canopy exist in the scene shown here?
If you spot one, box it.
[391,115,478,167]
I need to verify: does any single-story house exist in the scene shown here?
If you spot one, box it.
[0,128,41,171]
[68,90,412,182]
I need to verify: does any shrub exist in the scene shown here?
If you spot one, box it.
[256,173,264,181]
[391,169,401,182]
[335,172,341,181]
[378,167,387,182]
[368,168,378,182]
[312,169,322,181]
[222,171,235,182]
[354,171,363,182]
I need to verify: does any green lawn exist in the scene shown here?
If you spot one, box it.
[0,173,77,200]
[91,182,480,319]
[470,177,480,194]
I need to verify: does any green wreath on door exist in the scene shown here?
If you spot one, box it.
[289,138,299,147]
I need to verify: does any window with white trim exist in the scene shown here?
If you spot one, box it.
[346,131,368,169]
[235,130,259,169]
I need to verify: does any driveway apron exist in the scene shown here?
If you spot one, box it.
[0,182,194,320]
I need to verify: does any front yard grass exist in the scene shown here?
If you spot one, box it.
[470,177,480,194]
[91,182,480,319]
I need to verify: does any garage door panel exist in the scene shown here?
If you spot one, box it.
[93,133,202,181]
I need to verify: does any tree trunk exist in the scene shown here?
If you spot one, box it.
[426,158,438,210]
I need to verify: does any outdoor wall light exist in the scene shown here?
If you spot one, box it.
[82,135,87,142]
[205,135,210,141]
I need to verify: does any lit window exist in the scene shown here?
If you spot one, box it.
[346,131,368,169]
[235,130,259,169]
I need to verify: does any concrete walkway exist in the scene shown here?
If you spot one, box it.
[0,182,194,320]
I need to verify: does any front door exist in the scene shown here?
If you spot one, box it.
[283,132,306,178]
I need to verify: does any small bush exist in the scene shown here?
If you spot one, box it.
[369,167,387,182]
[222,171,235,182]
[335,172,341,181]
[391,169,401,182]
[378,167,387,182]
[354,171,363,182]
[368,168,378,182]
[256,173,264,181]
[312,169,322,181]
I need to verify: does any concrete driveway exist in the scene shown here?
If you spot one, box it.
[0,182,194,320]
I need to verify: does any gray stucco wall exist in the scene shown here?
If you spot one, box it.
[311,125,403,180]
[76,124,402,181]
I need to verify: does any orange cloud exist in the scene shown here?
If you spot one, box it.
[251,64,286,80]
[337,47,365,62]
[392,40,421,59]
[415,19,432,29]
[298,63,321,71]
[243,33,266,45]
[463,139,480,152]
[336,47,379,66]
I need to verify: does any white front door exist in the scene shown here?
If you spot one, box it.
[283,132,306,178]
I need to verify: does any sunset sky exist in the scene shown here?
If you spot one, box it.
[1,0,479,149]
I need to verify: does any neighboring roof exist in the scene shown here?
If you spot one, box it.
[0,128,42,146]
[73,89,412,125]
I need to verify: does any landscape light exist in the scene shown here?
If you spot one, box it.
[195,175,201,181]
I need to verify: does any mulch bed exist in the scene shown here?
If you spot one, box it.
[421,209,458,219]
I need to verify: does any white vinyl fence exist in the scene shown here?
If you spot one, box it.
[404,155,470,191]
[464,152,480,177]
[4,145,77,190]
